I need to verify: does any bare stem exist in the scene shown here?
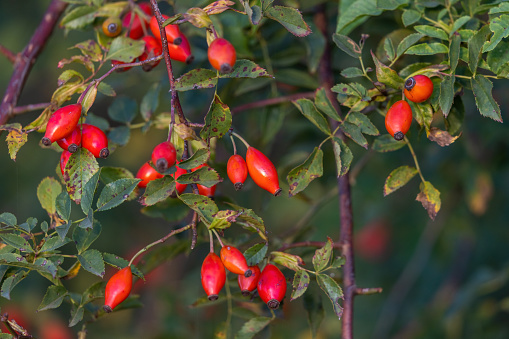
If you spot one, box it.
[231,132,250,149]
[230,134,237,155]
[405,136,426,183]
[212,229,225,248]
[231,92,315,115]
[0,0,68,125]
[209,230,214,253]
[11,102,50,115]
[278,241,343,252]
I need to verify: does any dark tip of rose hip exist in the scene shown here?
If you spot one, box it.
[68,144,78,153]
[103,305,113,313]
[42,137,51,146]
[173,36,182,45]
[404,77,416,90]
[394,132,404,141]
[220,63,233,74]
[100,148,110,159]
[186,55,194,64]
[274,188,282,197]
[267,299,280,310]
[156,158,168,173]
[207,294,219,301]
[234,182,243,191]
[241,290,250,297]
[244,269,253,278]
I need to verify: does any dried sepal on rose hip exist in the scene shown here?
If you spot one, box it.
[257,264,287,309]
[201,252,226,301]
[404,74,434,103]
[246,147,281,196]
[208,37,236,74]
[103,266,133,313]
[220,245,252,277]
[385,100,412,141]
[42,103,82,146]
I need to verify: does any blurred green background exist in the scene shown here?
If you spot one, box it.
[1,1,509,338]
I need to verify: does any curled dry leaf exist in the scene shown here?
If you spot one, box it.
[428,127,461,146]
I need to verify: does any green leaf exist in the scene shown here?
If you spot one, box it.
[265,6,311,37]
[226,204,267,241]
[37,177,62,216]
[396,33,424,58]
[402,9,421,27]
[287,147,323,197]
[69,304,84,327]
[340,67,365,78]
[96,178,140,211]
[81,169,100,215]
[372,134,405,152]
[100,166,134,185]
[103,253,144,280]
[336,0,383,35]
[97,82,115,96]
[105,36,145,62]
[304,293,325,339]
[39,236,71,253]
[316,274,344,320]
[18,217,37,233]
[487,41,509,73]
[38,285,68,311]
[0,212,17,227]
[305,22,326,74]
[81,85,97,116]
[332,34,362,58]
[376,0,408,10]
[449,32,461,73]
[414,25,448,40]
[383,166,418,196]
[371,52,404,89]
[346,112,379,135]
[235,316,273,339]
[208,210,243,230]
[220,60,273,79]
[405,43,448,55]
[292,99,330,135]
[64,148,99,204]
[271,251,304,271]
[79,208,93,229]
[468,25,491,74]
[1,270,29,300]
[200,95,232,144]
[451,16,472,36]
[81,281,106,305]
[77,249,105,277]
[179,194,218,225]
[331,136,353,176]
[108,96,138,123]
[314,88,341,122]
[243,243,268,266]
[440,75,455,117]
[340,122,368,149]
[56,191,71,221]
[60,6,96,29]
[177,166,222,187]
[55,221,71,240]
[73,220,102,254]
[0,234,34,253]
[291,270,310,301]
[471,75,503,122]
[140,82,161,121]
[312,237,334,272]
[409,101,433,132]
[384,37,395,61]
[416,181,441,220]
[140,176,176,206]
[178,148,210,170]
[175,69,218,91]
[6,128,28,161]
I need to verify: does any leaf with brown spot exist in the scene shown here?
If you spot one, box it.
[37,177,62,216]
[175,69,218,91]
[179,193,218,226]
[265,6,311,37]
[176,166,222,187]
[5,126,27,161]
[291,270,310,301]
[200,94,232,144]
[384,166,418,196]
[371,51,404,90]
[416,181,441,220]
[64,148,99,204]
[287,147,323,197]
[271,251,304,271]
[139,176,175,207]
[203,1,235,15]
[184,7,213,29]
[219,59,273,79]
[225,203,267,241]
[428,127,461,146]
[208,210,243,230]
[312,237,333,273]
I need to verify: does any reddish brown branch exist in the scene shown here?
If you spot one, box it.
[278,241,343,252]
[231,92,315,115]
[11,102,50,116]
[0,44,17,64]
[315,6,356,339]
[0,0,68,125]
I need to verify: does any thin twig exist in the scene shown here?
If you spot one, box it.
[11,102,50,115]
[231,92,315,115]
[278,241,343,252]
[0,0,68,125]
[0,44,17,64]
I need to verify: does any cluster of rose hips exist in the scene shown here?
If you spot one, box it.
[103,244,288,313]
[39,103,110,175]
[385,74,434,140]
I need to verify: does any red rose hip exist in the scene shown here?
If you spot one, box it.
[404,75,434,103]
[136,162,164,188]
[208,38,236,74]
[257,264,287,309]
[103,266,133,313]
[122,2,152,40]
[81,124,109,158]
[56,125,81,153]
[238,265,261,296]
[227,154,248,190]
[42,104,82,146]
[201,252,226,301]
[151,141,176,173]
[220,245,252,277]
[149,15,182,45]
[385,100,412,141]
[246,147,281,196]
